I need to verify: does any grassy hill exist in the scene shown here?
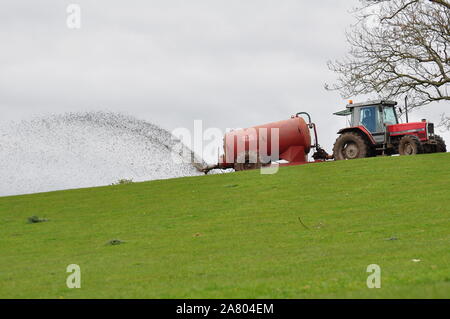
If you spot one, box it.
[1,153,450,299]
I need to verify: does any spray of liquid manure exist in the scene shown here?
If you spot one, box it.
[0,112,205,197]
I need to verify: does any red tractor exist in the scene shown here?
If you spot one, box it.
[332,100,447,160]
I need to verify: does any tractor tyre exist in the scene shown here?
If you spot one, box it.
[332,132,371,160]
[398,135,423,155]
[435,135,447,153]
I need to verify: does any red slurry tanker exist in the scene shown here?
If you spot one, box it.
[202,100,447,173]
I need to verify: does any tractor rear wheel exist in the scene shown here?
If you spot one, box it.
[435,135,447,153]
[333,132,371,160]
[398,135,423,155]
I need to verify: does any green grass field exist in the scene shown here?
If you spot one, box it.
[1,153,450,299]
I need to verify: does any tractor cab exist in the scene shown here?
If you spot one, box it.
[334,100,399,144]
[332,100,446,160]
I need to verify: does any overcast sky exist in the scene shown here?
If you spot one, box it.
[1,0,448,163]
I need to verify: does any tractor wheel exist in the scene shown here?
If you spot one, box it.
[398,135,423,155]
[435,135,447,153]
[332,132,371,160]
[234,151,264,171]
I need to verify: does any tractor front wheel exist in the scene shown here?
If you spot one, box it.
[333,132,371,160]
[398,135,423,155]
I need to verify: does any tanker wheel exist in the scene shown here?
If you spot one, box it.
[435,135,447,153]
[398,135,423,155]
[333,132,371,160]
[234,151,264,171]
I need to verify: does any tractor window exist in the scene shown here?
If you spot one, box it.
[359,106,377,133]
[383,107,398,125]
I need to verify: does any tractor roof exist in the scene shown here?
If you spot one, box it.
[333,100,397,116]
[345,100,397,108]
[333,109,352,116]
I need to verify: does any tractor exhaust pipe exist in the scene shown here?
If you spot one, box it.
[405,96,409,123]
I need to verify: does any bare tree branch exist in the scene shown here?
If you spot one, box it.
[440,113,450,129]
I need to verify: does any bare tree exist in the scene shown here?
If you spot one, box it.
[440,113,450,129]
[326,0,449,111]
